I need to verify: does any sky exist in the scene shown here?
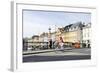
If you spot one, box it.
[23,10,91,38]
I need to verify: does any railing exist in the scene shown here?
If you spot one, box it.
[23,42,48,51]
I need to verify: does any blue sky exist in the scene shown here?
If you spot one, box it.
[23,10,91,38]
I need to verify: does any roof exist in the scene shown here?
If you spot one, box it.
[40,32,48,37]
[32,35,39,39]
[83,23,91,28]
[64,22,85,31]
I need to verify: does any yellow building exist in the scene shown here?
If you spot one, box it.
[63,30,81,43]
[57,22,84,44]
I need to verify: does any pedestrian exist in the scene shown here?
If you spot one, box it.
[49,39,52,49]
[59,37,64,51]
[54,40,59,50]
[54,39,61,53]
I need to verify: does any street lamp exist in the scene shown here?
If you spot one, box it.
[48,27,51,39]
[49,27,51,33]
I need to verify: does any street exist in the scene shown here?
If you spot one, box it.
[23,48,91,62]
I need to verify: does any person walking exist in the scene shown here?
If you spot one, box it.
[59,37,64,51]
[49,39,52,49]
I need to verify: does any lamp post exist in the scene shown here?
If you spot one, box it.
[48,27,51,49]
[48,27,51,39]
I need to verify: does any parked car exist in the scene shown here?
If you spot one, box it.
[74,42,80,48]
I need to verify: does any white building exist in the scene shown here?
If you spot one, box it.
[27,38,33,50]
[82,23,91,48]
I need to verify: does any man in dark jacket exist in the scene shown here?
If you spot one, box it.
[49,39,52,49]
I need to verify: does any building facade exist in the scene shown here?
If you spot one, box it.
[61,22,84,43]
[82,23,91,48]
[23,22,91,50]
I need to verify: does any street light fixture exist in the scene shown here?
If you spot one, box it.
[48,27,51,39]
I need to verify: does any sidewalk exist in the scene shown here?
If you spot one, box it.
[23,47,72,55]
[23,47,91,55]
